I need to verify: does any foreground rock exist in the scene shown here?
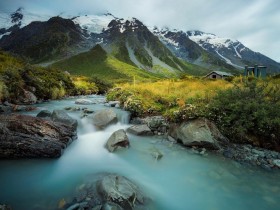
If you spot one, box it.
[51,110,78,129]
[127,124,153,136]
[169,118,227,150]
[97,174,145,209]
[59,173,149,210]
[0,114,77,158]
[106,129,129,152]
[91,109,117,128]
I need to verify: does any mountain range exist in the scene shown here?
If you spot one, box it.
[0,8,279,79]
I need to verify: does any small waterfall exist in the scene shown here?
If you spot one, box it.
[120,111,131,124]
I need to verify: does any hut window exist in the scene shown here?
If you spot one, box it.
[212,75,216,79]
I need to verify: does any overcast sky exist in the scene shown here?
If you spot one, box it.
[1,0,279,62]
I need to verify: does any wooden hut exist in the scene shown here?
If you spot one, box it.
[204,71,233,79]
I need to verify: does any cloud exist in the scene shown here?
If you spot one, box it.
[0,0,279,61]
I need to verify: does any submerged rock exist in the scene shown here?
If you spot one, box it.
[272,159,280,168]
[0,204,12,210]
[91,109,117,128]
[169,118,227,150]
[150,148,163,160]
[64,106,81,111]
[106,129,129,152]
[127,124,153,136]
[51,110,78,129]
[0,114,77,158]
[75,99,93,105]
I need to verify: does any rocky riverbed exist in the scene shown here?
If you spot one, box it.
[0,96,280,210]
[129,114,280,170]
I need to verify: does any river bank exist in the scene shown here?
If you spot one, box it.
[0,95,280,209]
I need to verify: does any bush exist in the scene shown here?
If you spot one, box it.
[0,51,76,102]
[72,76,98,95]
[89,77,113,94]
[206,80,280,149]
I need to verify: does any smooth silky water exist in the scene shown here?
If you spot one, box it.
[0,96,280,210]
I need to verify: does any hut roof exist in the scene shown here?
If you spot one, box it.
[205,71,233,77]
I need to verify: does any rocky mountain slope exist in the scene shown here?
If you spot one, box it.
[0,8,279,76]
[153,28,280,74]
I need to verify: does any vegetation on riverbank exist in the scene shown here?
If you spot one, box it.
[0,51,75,102]
[107,77,280,150]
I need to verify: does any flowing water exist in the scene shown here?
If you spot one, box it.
[0,95,280,210]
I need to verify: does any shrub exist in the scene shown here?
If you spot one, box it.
[206,80,280,149]
[89,77,113,94]
[72,76,98,95]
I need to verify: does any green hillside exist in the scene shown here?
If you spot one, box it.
[0,51,75,102]
[51,45,162,83]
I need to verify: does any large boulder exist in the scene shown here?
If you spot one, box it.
[0,114,77,158]
[106,129,129,152]
[75,99,93,105]
[59,173,149,210]
[91,109,117,128]
[169,118,227,150]
[127,125,153,136]
[51,110,78,129]
[36,110,52,118]
[97,174,145,210]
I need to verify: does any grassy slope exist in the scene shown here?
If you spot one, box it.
[0,51,75,101]
[52,45,161,83]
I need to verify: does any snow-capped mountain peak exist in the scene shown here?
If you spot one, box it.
[72,13,116,34]
[187,30,238,49]
[0,7,50,38]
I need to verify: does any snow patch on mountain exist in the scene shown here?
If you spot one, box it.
[0,8,50,30]
[152,27,179,48]
[215,50,243,69]
[233,43,242,58]
[72,14,115,34]
[188,30,238,49]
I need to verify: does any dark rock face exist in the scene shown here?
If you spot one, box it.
[105,129,129,152]
[0,114,77,158]
[51,110,78,129]
[169,118,227,150]
[0,16,88,63]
